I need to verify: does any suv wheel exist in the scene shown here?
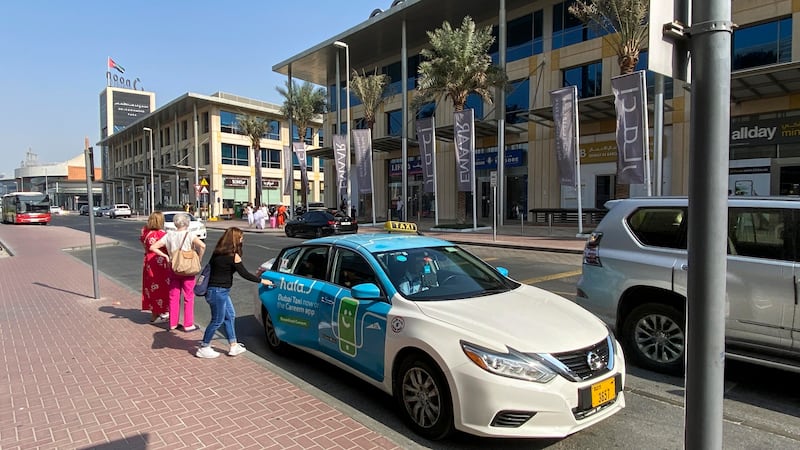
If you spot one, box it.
[622,303,685,374]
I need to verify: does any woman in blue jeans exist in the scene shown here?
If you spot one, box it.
[197,227,272,359]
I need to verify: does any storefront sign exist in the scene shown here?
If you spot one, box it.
[389,157,422,177]
[475,149,525,170]
[224,176,248,187]
[730,116,800,146]
[262,178,280,189]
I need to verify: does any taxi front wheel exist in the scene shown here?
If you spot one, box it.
[395,355,453,440]
[262,307,288,354]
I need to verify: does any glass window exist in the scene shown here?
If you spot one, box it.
[407,54,421,89]
[291,153,314,170]
[627,208,687,249]
[293,247,330,280]
[202,112,209,133]
[354,117,368,130]
[466,94,484,120]
[318,128,325,147]
[733,17,792,71]
[382,61,402,97]
[728,208,794,261]
[506,78,530,124]
[221,143,249,166]
[333,248,376,288]
[181,121,188,140]
[202,143,209,165]
[220,111,241,134]
[416,102,436,120]
[292,125,314,145]
[328,84,339,112]
[266,119,280,140]
[563,61,602,98]
[635,51,674,99]
[386,109,402,136]
[490,11,542,63]
[260,148,281,169]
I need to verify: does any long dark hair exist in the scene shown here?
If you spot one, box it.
[212,227,244,257]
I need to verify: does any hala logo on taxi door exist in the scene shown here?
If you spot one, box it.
[279,277,313,294]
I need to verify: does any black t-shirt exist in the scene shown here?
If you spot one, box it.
[208,253,261,288]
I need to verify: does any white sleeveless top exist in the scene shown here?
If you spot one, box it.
[164,230,193,253]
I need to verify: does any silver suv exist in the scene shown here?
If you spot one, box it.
[575,197,800,374]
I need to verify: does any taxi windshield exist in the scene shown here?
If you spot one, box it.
[374,246,518,300]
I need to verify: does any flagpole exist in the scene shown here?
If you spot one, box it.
[640,71,653,196]
[573,86,584,236]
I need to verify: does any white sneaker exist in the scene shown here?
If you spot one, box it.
[228,343,247,357]
[196,346,220,359]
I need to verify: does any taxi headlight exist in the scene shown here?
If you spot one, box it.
[461,341,556,383]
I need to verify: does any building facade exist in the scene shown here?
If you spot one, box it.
[97,91,324,217]
[273,0,800,223]
[11,149,102,211]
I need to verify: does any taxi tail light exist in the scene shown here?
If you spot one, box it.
[583,232,603,267]
[328,220,336,225]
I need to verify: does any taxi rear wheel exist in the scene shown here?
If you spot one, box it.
[262,307,287,354]
[395,355,453,440]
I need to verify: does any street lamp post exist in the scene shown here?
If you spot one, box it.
[333,40,351,216]
[143,127,155,214]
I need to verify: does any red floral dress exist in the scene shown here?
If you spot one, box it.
[140,227,170,314]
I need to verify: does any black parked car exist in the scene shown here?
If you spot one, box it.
[284,210,358,238]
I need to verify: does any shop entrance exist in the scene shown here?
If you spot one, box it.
[596,175,615,208]
[779,166,800,195]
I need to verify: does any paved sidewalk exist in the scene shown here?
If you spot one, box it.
[0,225,407,450]
[204,217,588,254]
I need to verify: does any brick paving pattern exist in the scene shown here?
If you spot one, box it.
[0,225,403,450]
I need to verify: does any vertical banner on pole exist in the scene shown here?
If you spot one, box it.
[453,109,475,192]
[416,117,437,193]
[612,71,649,186]
[293,142,308,199]
[551,86,578,186]
[282,145,292,197]
[352,129,373,194]
[332,134,348,202]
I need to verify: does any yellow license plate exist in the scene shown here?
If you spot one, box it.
[590,377,616,407]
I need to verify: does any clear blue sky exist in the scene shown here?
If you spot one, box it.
[0,0,388,179]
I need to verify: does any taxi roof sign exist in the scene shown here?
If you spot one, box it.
[384,221,420,234]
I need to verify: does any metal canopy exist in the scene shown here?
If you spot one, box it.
[307,135,413,160]
[434,119,527,142]
[272,0,535,86]
[527,93,674,127]
[730,61,800,103]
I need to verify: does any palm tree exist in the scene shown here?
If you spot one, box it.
[568,0,648,75]
[238,115,272,207]
[415,15,506,223]
[276,80,326,208]
[350,68,390,130]
[570,0,649,199]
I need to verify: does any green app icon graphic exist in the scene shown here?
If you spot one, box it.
[338,297,358,357]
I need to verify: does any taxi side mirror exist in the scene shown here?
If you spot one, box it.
[351,283,381,300]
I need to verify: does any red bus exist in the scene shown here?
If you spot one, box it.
[1,192,51,224]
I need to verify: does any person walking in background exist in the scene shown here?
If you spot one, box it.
[277,203,287,228]
[150,213,206,332]
[253,205,265,230]
[245,203,254,227]
[395,196,404,220]
[140,212,170,323]
[196,227,272,358]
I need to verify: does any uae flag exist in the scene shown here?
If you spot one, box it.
[108,57,125,74]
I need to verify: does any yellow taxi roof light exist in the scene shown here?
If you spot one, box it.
[384,221,419,233]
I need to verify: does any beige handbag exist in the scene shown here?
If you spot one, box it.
[171,232,201,276]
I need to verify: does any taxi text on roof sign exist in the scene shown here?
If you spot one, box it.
[384,221,418,233]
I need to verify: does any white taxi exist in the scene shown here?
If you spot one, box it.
[254,222,625,440]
